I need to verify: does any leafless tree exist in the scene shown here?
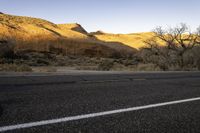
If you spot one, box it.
[142,24,200,70]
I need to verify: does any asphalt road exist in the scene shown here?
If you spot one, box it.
[0,72,200,133]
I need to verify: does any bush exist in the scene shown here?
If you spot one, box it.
[36,59,50,66]
[0,40,15,58]
[98,60,114,71]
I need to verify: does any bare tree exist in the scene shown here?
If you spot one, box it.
[142,24,200,70]
[142,38,171,70]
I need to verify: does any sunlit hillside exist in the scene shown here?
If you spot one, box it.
[0,14,92,41]
[0,13,138,57]
[92,32,155,49]
[0,14,199,71]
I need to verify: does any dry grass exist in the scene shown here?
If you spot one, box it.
[132,63,161,71]
[75,66,98,70]
[94,32,156,49]
[0,64,32,72]
[97,59,114,71]
[31,67,57,72]
[0,13,137,58]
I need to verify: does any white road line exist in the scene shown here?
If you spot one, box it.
[1,97,200,132]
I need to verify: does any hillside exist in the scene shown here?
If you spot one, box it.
[57,23,88,34]
[1,13,199,72]
[91,32,155,49]
[0,13,138,58]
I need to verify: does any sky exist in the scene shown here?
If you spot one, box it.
[0,0,200,33]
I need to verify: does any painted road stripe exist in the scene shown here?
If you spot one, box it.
[1,97,200,132]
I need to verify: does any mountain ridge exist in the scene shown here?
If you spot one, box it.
[0,13,153,58]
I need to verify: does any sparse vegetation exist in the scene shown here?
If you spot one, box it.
[0,35,15,59]
[0,64,32,72]
[140,24,200,71]
[98,59,114,71]
[1,14,200,72]
[0,13,137,59]
[133,63,160,71]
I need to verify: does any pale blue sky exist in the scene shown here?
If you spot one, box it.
[0,0,200,33]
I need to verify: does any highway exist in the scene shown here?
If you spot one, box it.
[0,72,200,133]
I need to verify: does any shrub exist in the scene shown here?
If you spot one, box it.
[36,59,50,66]
[98,60,114,71]
[0,39,15,58]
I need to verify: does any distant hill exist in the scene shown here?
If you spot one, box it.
[91,32,155,49]
[0,13,154,58]
[57,23,88,34]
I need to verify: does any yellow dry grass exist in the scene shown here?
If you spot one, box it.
[0,13,156,49]
[94,32,156,49]
[0,14,90,41]
[0,13,152,56]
